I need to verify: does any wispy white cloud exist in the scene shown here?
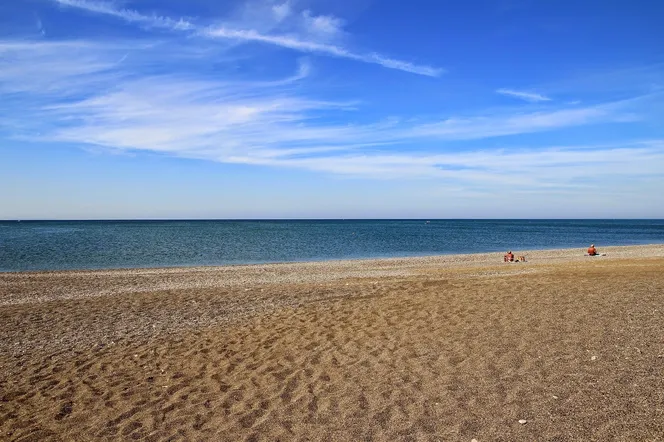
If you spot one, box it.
[53,0,194,30]
[2,40,659,192]
[302,10,344,39]
[408,106,613,140]
[202,27,442,77]
[0,41,129,98]
[496,88,552,102]
[35,16,46,35]
[271,2,292,22]
[50,0,442,77]
[257,143,664,184]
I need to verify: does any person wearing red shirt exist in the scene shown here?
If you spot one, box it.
[587,244,598,256]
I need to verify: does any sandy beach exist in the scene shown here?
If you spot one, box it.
[1,244,664,441]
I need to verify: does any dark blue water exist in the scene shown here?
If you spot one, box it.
[1,220,663,272]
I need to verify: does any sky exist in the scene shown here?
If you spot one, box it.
[1,0,663,219]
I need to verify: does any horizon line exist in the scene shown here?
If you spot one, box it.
[2,218,663,222]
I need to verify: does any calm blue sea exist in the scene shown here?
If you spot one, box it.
[1,220,663,272]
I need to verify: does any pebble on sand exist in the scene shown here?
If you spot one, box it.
[518,419,528,424]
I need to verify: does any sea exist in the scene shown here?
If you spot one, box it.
[1,219,663,272]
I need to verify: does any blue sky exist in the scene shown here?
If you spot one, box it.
[1,0,663,219]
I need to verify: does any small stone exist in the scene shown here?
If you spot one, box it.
[471,439,479,442]
[552,395,559,399]
[518,419,527,424]
[591,356,597,361]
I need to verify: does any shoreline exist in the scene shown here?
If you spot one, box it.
[3,242,664,275]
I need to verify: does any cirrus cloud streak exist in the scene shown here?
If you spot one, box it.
[50,0,443,77]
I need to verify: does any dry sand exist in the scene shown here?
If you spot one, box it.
[1,244,664,441]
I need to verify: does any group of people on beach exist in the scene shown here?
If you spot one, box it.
[504,244,600,262]
[503,251,525,262]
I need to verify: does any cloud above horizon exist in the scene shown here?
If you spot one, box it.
[496,88,552,102]
[2,38,660,191]
[49,0,443,77]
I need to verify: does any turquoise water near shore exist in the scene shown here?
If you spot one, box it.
[1,220,663,272]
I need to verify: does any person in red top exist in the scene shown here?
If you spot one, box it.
[504,251,514,262]
[587,244,598,256]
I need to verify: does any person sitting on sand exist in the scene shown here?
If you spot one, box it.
[587,244,598,256]
[504,251,514,262]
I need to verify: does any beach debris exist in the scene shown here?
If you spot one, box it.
[55,402,73,420]
[552,395,559,399]
[518,419,528,425]
[591,355,597,361]
[471,439,479,442]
